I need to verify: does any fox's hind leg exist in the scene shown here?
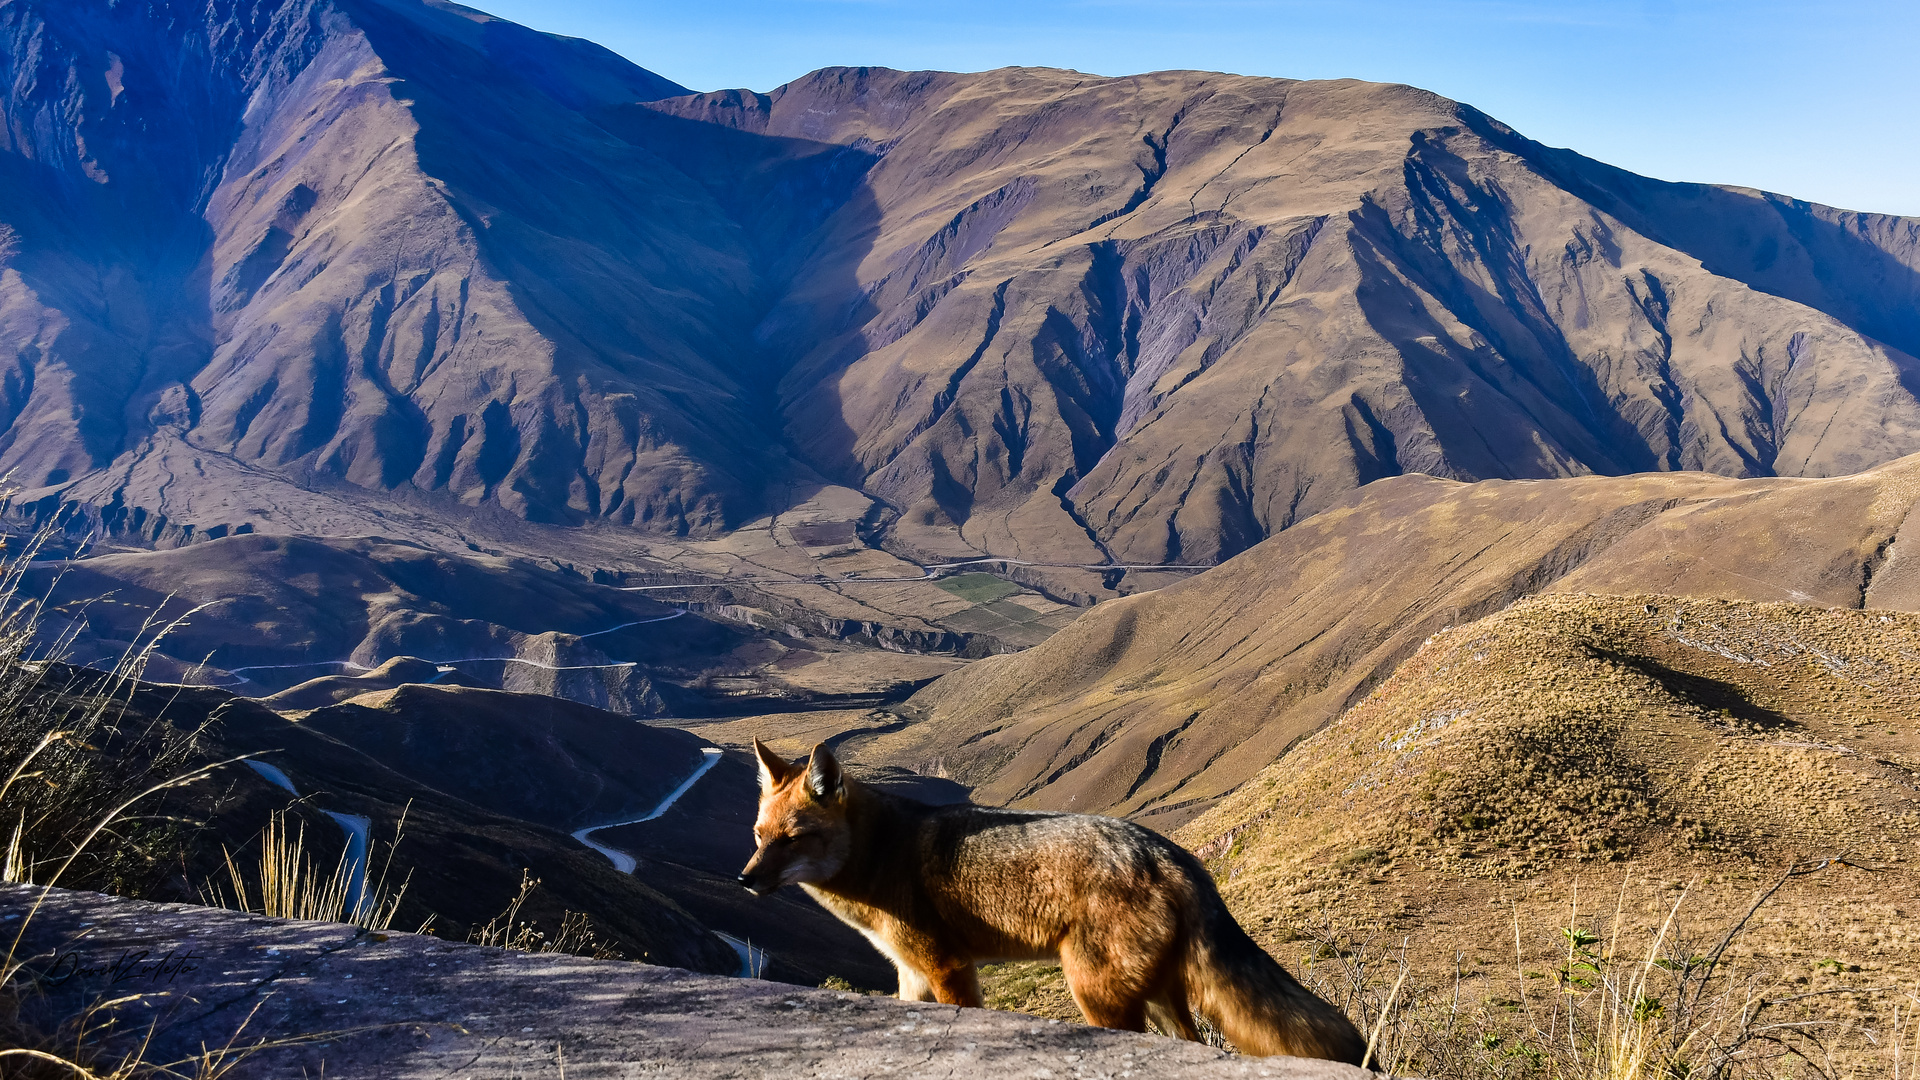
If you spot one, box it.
[1145,978,1202,1042]
[1059,939,1151,1032]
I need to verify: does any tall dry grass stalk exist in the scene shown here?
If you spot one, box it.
[468,870,619,960]
[1891,994,1920,1080]
[200,806,412,932]
[0,525,220,893]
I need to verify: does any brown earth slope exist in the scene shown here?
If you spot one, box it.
[2,2,1919,574]
[874,455,1920,825]
[984,594,1920,1074]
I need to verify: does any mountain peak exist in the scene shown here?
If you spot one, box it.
[3,2,1918,570]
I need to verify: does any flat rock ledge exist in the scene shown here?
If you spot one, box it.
[4,885,1371,1078]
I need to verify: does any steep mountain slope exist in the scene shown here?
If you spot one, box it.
[3,3,1919,574]
[869,454,1920,824]
[638,67,1920,566]
[0,0,789,541]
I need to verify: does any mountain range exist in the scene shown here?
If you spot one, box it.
[4,0,1919,575]
[8,3,1920,1063]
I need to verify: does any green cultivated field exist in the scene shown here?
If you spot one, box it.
[934,573,1022,604]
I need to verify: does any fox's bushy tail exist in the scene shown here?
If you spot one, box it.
[1182,900,1368,1065]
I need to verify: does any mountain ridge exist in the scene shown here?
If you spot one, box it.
[3,2,1919,577]
[863,453,1920,825]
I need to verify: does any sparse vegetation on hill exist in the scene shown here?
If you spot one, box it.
[1188,593,1918,895]
[1172,593,1918,1075]
[978,593,1920,1074]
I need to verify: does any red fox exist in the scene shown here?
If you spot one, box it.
[738,740,1367,1064]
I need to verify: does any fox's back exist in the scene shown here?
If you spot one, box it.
[910,805,1206,957]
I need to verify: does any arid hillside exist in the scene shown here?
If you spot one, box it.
[1188,593,1920,887]
[1,0,1918,577]
[877,454,1920,825]
[982,593,1920,1075]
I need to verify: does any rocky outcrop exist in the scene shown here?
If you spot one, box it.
[2,5,1919,569]
[7,884,1368,1078]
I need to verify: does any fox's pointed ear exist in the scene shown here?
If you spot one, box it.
[805,742,843,802]
[753,739,792,792]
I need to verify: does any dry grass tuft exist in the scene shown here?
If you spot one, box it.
[468,870,621,960]
[1286,860,1904,1078]
[199,806,412,931]
[0,532,212,895]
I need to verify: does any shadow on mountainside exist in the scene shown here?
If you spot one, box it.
[1592,647,1798,732]
[1464,107,1920,387]
[590,99,890,501]
[364,1,893,528]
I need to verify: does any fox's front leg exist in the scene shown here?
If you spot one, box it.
[894,959,983,1007]
[894,963,936,1002]
[927,961,983,1008]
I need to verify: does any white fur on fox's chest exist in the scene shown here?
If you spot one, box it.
[801,884,940,1001]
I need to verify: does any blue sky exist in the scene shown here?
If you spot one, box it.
[474,0,1919,216]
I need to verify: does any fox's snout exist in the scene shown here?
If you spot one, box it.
[738,838,807,896]
[736,863,777,896]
